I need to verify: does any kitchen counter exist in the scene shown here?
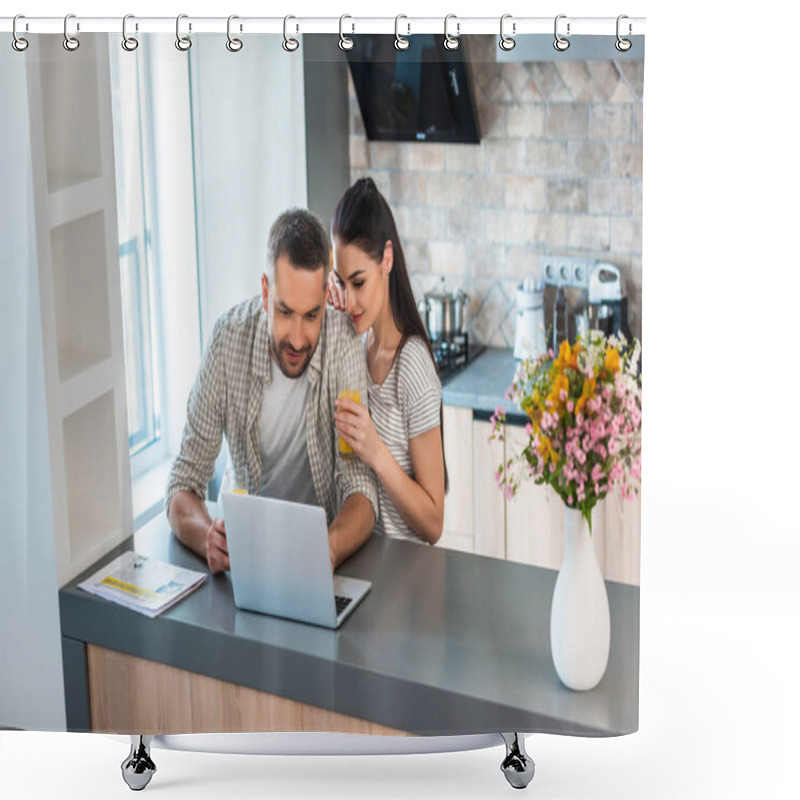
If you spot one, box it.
[441,347,529,424]
[60,513,639,737]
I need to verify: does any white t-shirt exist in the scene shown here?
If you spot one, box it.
[259,357,320,506]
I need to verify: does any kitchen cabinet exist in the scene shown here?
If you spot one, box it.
[440,404,640,586]
[472,420,506,559]
[439,406,475,553]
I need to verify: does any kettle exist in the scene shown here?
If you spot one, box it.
[514,276,546,359]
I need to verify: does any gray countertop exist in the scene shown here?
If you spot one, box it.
[60,514,639,738]
[441,348,528,424]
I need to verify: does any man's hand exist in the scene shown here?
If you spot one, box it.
[206,517,230,574]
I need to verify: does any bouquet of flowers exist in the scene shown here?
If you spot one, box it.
[490,331,642,531]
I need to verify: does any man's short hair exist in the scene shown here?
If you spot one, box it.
[266,208,329,282]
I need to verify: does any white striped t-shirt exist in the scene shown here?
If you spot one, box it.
[367,336,442,543]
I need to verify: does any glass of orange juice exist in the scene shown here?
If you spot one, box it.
[337,389,361,460]
[220,462,248,495]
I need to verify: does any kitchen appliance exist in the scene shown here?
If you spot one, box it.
[345,34,481,144]
[418,278,469,342]
[514,276,546,359]
[431,332,485,384]
[541,257,630,350]
[587,262,632,341]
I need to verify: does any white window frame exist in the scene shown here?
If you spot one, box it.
[109,39,202,528]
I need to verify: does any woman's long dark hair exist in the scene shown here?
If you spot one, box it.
[333,177,449,493]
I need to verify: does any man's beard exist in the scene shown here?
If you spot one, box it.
[270,336,314,378]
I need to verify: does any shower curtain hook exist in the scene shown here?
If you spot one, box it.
[282,15,299,51]
[175,14,192,51]
[122,14,139,51]
[615,15,632,51]
[12,15,29,52]
[553,14,570,51]
[444,14,460,51]
[226,15,243,52]
[339,15,355,51]
[499,14,516,51]
[394,15,410,50]
[63,13,80,51]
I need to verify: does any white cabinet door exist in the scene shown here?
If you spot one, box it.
[439,405,475,552]
[504,425,565,571]
[472,420,506,559]
[603,488,641,586]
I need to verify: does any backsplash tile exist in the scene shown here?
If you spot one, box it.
[347,36,643,347]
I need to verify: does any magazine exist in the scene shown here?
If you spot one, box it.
[78,551,207,618]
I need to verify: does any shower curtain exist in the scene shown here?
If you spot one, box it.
[0,15,644,787]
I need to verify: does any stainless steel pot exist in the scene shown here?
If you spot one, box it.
[417,278,469,341]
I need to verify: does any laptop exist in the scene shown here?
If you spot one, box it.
[220,491,371,629]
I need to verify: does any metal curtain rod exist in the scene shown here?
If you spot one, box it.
[0,15,646,36]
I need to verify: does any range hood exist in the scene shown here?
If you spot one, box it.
[345,34,481,144]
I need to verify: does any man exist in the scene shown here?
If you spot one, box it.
[166,209,377,573]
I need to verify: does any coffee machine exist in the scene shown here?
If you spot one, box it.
[587,262,631,341]
[541,257,630,350]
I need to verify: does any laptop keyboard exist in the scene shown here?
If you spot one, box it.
[335,595,353,617]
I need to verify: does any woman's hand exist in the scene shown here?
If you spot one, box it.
[326,270,346,311]
[334,398,386,470]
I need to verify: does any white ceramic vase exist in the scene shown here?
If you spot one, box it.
[550,507,610,691]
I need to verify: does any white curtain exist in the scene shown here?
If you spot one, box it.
[0,56,66,731]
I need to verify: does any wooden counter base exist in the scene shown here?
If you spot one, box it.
[87,644,407,736]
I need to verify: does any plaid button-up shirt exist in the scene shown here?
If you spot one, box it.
[166,296,378,526]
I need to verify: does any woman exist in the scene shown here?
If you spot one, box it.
[329,177,446,545]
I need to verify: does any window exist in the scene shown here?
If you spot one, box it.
[110,46,164,471]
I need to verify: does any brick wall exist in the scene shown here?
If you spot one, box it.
[347,36,643,346]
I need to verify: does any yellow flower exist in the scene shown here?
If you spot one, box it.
[538,433,558,465]
[604,346,620,374]
[547,373,569,409]
[575,377,596,417]
[554,340,581,371]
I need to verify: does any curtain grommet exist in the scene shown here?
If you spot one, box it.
[499,14,516,51]
[12,14,29,52]
[394,15,410,51]
[615,15,632,52]
[226,15,243,52]
[63,13,80,51]
[282,15,299,52]
[175,14,192,51]
[444,14,460,51]
[554,14,570,51]
[338,14,355,51]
